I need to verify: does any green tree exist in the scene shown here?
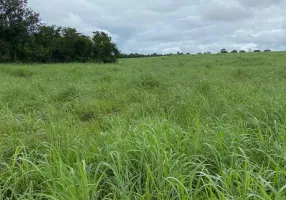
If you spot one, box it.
[221,49,228,53]
[0,0,40,61]
[92,31,119,63]
[73,34,93,62]
[58,28,80,62]
[57,27,93,62]
[34,25,62,62]
[0,0,120,63]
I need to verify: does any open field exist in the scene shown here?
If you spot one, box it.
[0,52,286,199]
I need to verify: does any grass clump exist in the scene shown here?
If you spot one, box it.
[232,68,249,80]
[138,73,161,89]
[53,85,79,102]
[7,67,34,78]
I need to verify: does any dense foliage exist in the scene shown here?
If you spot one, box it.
[0,0,119,63]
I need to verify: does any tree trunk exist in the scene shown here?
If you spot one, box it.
[13,48,17,62]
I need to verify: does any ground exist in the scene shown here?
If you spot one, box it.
[0,52,286,199]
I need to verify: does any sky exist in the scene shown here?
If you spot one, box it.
[28,0,286,54]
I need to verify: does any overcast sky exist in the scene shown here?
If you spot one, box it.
[28,0,286,54]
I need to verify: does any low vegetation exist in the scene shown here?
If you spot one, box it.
[1,52,286,199]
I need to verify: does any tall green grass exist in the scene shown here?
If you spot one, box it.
[0,52,286,199]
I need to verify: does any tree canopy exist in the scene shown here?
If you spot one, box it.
[221,49,228,53]
[0,0,119,63]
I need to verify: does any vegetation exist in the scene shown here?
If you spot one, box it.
[1,52,286,199]
[204,51,211,55]
[119,52,166,58]
[221,49,228,53]
[0,0,119,63]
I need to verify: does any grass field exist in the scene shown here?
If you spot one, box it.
[0,52,286,199]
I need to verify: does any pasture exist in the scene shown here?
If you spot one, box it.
[0,52,286,199]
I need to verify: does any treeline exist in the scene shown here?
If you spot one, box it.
[220,49,271,54]
[119,49,273,58]
[0,0,119,63]
[119,51,188,58]
[119,53,166,58]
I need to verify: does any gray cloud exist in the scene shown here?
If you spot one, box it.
[28,0,286,54]
[238,0,284,8]
[202,0,252,21]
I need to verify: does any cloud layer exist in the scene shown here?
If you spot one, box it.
[28,0,286,54]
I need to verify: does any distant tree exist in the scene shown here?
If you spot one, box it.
[55,27,92,62]
[231,50,238,53]
[175,51,184,55]
[186,52,190,55]
[264,49,271,52]
[239,50,246,53]
[221,49,228,53]
[118,52,166,59]
[254,50,261,53]
[73,35,93,62]
[197,52,202,55]
[0,0,41,61]
[92,31,119,63]
[34,25,62,62]
[57,28,79,62]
